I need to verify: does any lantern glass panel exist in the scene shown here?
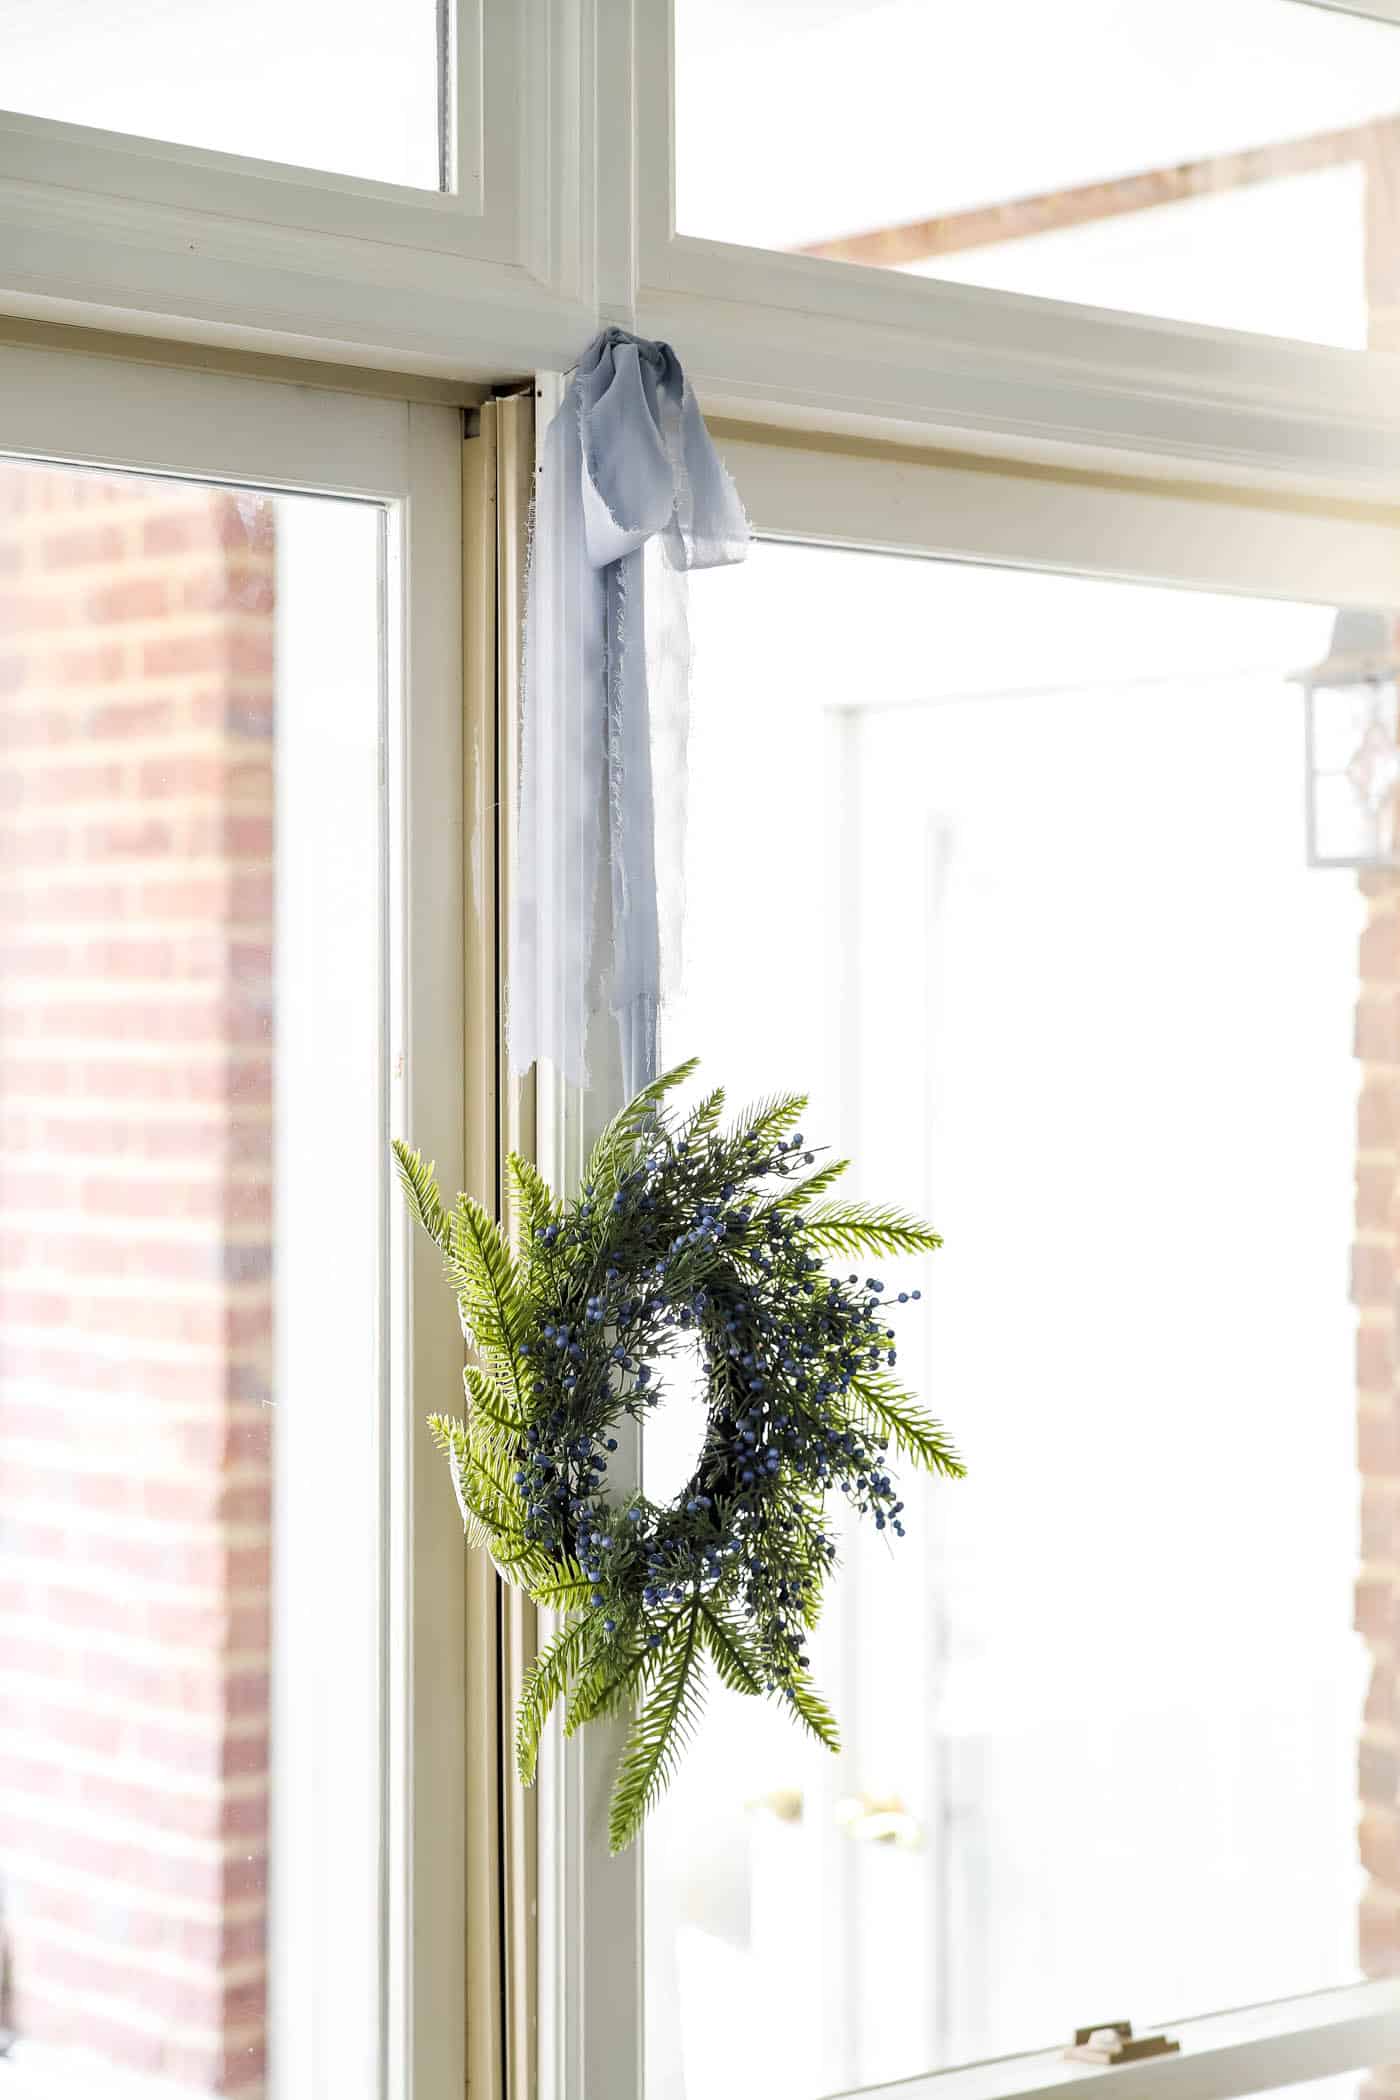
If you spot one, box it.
[1307,675,1400,866]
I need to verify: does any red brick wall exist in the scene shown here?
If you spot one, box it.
[1355,872,1400,1997]
[0,464,276,2096]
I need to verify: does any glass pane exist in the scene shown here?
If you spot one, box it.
[676,0,1400,348]
[0,459,385,2092]
[646,544,1379,2098]
[5,0,442,188]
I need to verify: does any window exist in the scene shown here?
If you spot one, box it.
[535,435,1400,2100]
[5,0,443,186]
[0,346,465,2099]
[650,545,1362,2096]
[674,0,1400,348]
[4,10,1400,2100]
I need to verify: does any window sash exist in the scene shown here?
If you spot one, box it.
[833,1985,1400,2100]
[0,341,467,2100]
[0,3,1396,503]
[533,417,1400,2100]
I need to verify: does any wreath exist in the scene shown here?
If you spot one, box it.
[393,1060,962,1851]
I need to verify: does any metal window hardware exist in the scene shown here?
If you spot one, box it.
[1065,2023,1180,2066]
[835,1792,924,1848]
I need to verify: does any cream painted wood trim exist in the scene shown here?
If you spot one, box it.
[461,392,540,2100]
[713,423,1400,610]
[0,313,489,404]
[463,408,507,2100]
[494,392,542,2100]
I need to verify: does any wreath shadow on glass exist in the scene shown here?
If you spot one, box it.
[394,1059,962,1852]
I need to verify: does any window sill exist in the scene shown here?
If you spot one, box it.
[832,1983,1400,2100]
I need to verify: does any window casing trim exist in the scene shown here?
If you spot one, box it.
[1,1,1399,502]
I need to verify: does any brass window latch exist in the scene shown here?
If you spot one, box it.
[1065,2023,1180,2066]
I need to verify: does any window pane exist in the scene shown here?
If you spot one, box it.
[645,544,1378,2098]
[676,0,1400,348]
[0,460,385,2092]
[5,0,442,188]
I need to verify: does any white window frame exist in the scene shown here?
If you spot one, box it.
[612,0,1400,495]
[7,6,1400,2097]
[0,0,595,379]
[534,422,1400,2100]
[0,340,467,2100]
[0,0,1398,500]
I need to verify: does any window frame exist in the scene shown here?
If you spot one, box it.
[533,419,1400,2100]
[7,4,1400,2094]
[0,0,1398,502]
[0,340,468,2100]
[611,0,1400,496]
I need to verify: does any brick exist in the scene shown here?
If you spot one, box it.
[1358,1578,1396,1645]
[1362,1889,1400,1975]
[41,523,128,568]
[54,641,127,687]
[142,633,229,680]
[1356,1241,1397,1309]
[84,697,176,741]
[87,575,170,624]
[1361,1407,1400,1476]
[0,467,277,2079]
[142,510,213,558]
[1360,1083,1400,1152]
[1364,1485,1397,1561]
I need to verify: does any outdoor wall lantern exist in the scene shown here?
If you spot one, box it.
[1295,608,1400,869]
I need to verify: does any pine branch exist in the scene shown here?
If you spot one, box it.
[678,1085,726,1147]
[850,1375,966,1478]
[771,1157,850,1209]
[802,1201,943,1258]
[784,1668,841,1754]
[699,1603,765,1696]
[515,1616,592,1785]
[564,1633,648,1736]
[608,1597,706,1852]
[585,1058,700,1195]
[731,1090,809,1155]
[526,1561,597,1611]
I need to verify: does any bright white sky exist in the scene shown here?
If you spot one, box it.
[3,0,440,184]
[677,0,1400,245]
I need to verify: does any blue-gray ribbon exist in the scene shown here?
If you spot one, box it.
[510,329,750,1096]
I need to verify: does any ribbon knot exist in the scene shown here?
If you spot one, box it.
[511,330,750,1095]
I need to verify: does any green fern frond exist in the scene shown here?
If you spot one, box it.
[731,1090,809,1155]
[428,1414,492,1548]
[699,1604,765,1696]
[564,1635,648,1736]
[784,1668,841,1753]
[391,1140,450,1249]
[850,1376,965,1478]
[462,1362,525,1441]
[444,1196,530,1408]
[506,1152,559,1248]
[803,1202,943,1258]
[516,1616,592,1785]
[524,1559,595,1610]
[585,1057,701,1193]
[772,1157,850,1209]
[679,1085,726,1147]
[608,1599,706,1853]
